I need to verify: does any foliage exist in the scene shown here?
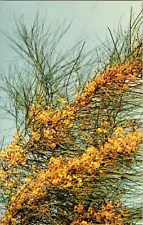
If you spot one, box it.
[0,8,143,225]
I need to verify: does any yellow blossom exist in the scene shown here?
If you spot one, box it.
[58,98,67,104]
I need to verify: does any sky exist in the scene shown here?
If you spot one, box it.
[0,1,142,145]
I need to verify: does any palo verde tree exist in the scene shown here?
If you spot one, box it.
[0,8,143,225]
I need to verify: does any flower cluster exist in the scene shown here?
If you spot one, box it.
[72,201,130,225]
[76,48,142,108]
[1,127,142,224]
[28,104,76,150]
[0,45,142,225]
[0,141,26,166]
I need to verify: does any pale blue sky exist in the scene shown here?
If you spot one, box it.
[0,1,142,146]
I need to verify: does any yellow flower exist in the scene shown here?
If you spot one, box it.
[76,202,84,213]
[93,161,100,169]
[86,146,96,154]
[58,98,67,104]
[96,128,103,133]
[114,127,124,137]
[49,142,56,149]
[31,132,40,141]
[65,182,72,188]
[25,176,31,183]
[52,179,60,186]
[77,178,83,187]
[33,187,40,195]
[122,84,128,90]
[81,221,88,225]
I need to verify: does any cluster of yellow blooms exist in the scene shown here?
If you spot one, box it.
[0,141,27,166]
[102,127,142,157]
[72,201,130,225]
[1,127,142,224]
[76,47,142,108]
[28,104,76,149]
[0,45,142,225]
[25,45,142,153]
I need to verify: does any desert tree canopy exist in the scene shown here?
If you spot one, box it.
[0,8,143,225]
